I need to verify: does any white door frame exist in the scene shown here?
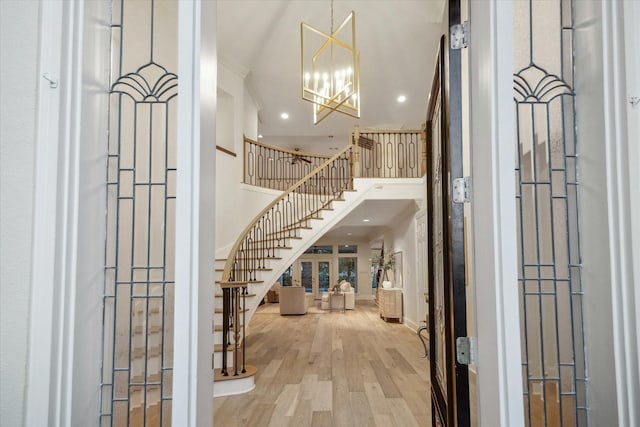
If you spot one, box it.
[468,1,525,426]
[23,0,639,425]
[25,0,110,425]
[173,1,216,426]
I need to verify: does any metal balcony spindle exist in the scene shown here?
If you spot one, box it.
[241,287,247,374]
[221,286,230,376]
[233,287,240,376]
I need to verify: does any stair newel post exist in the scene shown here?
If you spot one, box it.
[233,287,239,376]
[221,286,230,376]
[241,286,247,374]
[352,125,361,178]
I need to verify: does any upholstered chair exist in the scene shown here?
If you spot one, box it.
[279,286,308,315]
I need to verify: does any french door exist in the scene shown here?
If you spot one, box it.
[426,0,470,424]
[299,259,332,299]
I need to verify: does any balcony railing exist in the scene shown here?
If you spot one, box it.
[243,137,331,191]
[354,129,425,178]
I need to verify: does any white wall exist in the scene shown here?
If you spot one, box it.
[389,210,421,329]
[0,2,40,425]
[215,63,273,257]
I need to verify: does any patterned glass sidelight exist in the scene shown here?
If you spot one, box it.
[513,0,588,425]
[101,0,177,425]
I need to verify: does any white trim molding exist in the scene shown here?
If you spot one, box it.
[26,1,78,425]
[469,1,525,426]
[601,1,640,425]
[25,0,110,425]
[173,0,216,425]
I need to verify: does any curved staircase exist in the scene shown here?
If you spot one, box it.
[213,128,426,397]
[213,145,355,396]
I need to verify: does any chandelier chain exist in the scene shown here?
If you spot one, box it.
[330,0,334,33]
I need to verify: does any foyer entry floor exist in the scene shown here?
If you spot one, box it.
[213,300,431,426]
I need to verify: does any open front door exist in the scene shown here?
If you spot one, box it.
[426,1,470,424]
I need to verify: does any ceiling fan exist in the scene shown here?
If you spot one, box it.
[277,148,312,164]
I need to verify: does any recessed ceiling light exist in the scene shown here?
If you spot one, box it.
[363,219,370,222]
[397,94,407,103]
[258,134,263,139]
[280,112,289,119]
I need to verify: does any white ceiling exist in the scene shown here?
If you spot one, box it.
[217,0,443,240]
[321,199,419,240]
[218,0,447,153]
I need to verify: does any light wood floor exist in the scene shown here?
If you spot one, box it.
[213,300,432,426]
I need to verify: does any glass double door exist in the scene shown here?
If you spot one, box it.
[299,259,332,299]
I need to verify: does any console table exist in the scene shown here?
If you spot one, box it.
[378,288,402,322]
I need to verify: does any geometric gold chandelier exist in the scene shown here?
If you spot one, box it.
[300,1,360,125]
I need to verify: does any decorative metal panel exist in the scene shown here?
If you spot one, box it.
[513,1,587,425]
[101,1,178,426]
[357,131,422,178]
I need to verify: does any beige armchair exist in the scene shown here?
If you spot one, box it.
[321,281,355,310]
[279,286,308,315]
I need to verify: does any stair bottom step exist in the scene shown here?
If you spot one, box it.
[214,364,257,382]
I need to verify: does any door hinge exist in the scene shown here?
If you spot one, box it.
[452,176,472,203]
[456,336,476,365]
[450,21,469,50]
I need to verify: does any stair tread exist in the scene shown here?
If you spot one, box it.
[214,341,245,352]
[214,324,244,331]
[215,308,249,314]
[216,280,264,285]
[214,364,257,382]
[237,243,295,247]
[215,293,256,298]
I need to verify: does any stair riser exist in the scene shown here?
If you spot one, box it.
[213,351,237,368]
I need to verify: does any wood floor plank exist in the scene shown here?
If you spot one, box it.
[289,399,313,427]
[214,301,431,426]
[311,411,333,427]
[385,347,417,375]
[349,391,376,427]
[387,397,421,427]
[312,380,333,411]
[300,373,319,401]
[271,383,301,420]
[246,403,277,427]
[369,360,401,398]
[373,413,398,427]
[363,382,391,416]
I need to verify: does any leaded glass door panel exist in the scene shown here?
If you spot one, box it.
[427,21,470,426]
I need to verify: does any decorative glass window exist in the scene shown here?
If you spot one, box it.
[338,244,357,253]
[277,265,293,286]
[338,257,357,292]
[303,245,333,254]
[513,0,587,424]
